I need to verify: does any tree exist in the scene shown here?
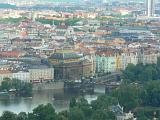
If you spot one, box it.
[17,112,28,120]
[91,95,118,110]
[76,97,88,106]
[57,111,69,120]
[112,84,141,111]
[123,64,136,82]
[69,97,76,108]
[157,57,160,68]
[1,78,32,97]
[65,18,81,26]
[36,18,54,25]
[1,78,12,90]
[69,107,85,120]
[123,63,160,82]
[136,111,149,120]
[32,103,57,120]
[139,65,158,81]
[0,111,17,120]
[36,18,81,26]
[19,82,32,97]
[142,81,160,107]
[76,97,92,119]
[27,113,36,120]
[92,109,115,120]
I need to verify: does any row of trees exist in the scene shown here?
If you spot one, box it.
[1,59,160,119]
[0,96,116,120]
[123,57,160,82]
[123,63,160,82]
[0,78,32,97]
[1,80,160,120]
[36,18,81,26]
[43,81,160,119]
[115,81,160,108]
[120,58,160,119]
[0,17,26,24]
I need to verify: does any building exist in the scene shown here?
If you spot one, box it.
[142,50,160,64]
[0,66,54,84]
[55,24,74,37]
[121,52,138,70]
[12,71,30,83]
[29,66,54,83]
[146,0,155,17]
[110,104,136,120]
[49,49,94,80]
[95,49,121,73]
[96,55,117,73]
[116,112,135,120]
[0,51,26,58]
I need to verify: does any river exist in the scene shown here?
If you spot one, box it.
[0,89,100,115]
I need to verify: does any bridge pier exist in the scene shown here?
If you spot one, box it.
[64,81,95,94]
[94,84,106,94]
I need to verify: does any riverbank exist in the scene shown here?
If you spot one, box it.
[0,89,99,115]
[32,82,64,91]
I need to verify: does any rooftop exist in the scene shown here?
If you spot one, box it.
[50,52,82,60]
[0,70,11,74]
[28,64,51,69]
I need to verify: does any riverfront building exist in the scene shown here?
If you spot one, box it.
[0,64,54,84]
[49,49,94,80]
[29,65,54,83]
[95,48,121,73]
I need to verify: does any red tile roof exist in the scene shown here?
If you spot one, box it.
[0,70,11,74]
[0,51,25,58]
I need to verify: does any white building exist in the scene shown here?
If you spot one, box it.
[111,104,136,120]
[121,52,138,70]
[12,71,30,83]
[143,52,160,64]
[29,68,54,83]
[117,112,135,120]
[146,0,155,17]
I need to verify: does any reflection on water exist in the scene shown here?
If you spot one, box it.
[0,89,99,115]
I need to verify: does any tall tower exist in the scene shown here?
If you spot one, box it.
[146,0,155,17]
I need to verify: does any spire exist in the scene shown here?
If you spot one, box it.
[153,112,157,120]
[52,20,55,26]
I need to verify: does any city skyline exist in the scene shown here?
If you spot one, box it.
[0,0,159,119]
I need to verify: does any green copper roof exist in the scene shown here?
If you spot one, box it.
[50,52,82,60]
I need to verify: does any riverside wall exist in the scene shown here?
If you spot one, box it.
[33,82,64,91]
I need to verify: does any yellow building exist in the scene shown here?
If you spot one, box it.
[116,55,121,70]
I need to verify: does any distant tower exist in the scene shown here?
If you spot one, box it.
[153,112,157,120]
[52,20,55,26]
[146,0,155,17]
[29,12,37,22]
[33,13,37,22]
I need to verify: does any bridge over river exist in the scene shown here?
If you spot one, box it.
[64,72,122,94]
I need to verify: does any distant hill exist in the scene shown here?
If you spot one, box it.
[38,0,103,4]
[0,4,16,8]
[39,0,75,2]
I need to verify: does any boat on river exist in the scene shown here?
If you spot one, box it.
[0,90,9,99]
[9,89,16,92]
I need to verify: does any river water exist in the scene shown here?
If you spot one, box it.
[0,89,99,115]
